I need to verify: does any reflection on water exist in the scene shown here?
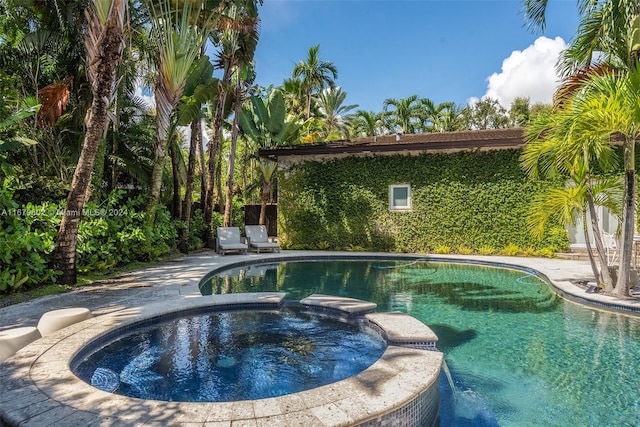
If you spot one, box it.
[73,308,386,402]
[202,260,640,426]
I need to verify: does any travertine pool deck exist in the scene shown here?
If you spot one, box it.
[1,250,639,426]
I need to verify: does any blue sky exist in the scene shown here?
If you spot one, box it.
[251,0,580,112]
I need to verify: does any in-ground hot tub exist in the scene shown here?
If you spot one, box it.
[71,304,387,402]
[1,293,443,426]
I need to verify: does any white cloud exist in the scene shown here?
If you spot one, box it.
[483,36,567,109]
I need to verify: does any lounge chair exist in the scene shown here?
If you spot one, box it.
[216,227,248,255]
[245,225,281,253]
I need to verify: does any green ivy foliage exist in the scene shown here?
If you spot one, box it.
[278,149,569,254]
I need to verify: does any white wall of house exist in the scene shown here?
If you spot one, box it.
[567,207,619,248]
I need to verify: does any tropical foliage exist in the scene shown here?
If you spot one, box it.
[523,0,640,295]
[0,0,613,296]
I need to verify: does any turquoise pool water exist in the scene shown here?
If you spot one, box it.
[201,259,640,426]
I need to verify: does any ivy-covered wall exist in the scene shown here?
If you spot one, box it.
[277,149,569,255]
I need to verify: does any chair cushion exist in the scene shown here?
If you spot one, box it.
[218,242,248,250]
[251,242,280,249]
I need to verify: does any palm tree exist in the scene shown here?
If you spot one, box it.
[315,86,358,139]
[203,4,259,246]
[525,67,640,295]
[52,0,127,285]
[523,105,623,290]
[523,0,638,75]
[239,89,303,224]
[174,55,217,253]
[383,95,421,134]
[292,44,338,119]
[420,98,456,132]
[523,0,640,294]
[144,0,219,234]
[218,6,260,228]
[281,77,305,117]
[351,110,385,137]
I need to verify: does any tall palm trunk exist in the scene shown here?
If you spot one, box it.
[223,76,242,226]
[146,79,181,230]
[144,0,215,235]
[110,96,120,190]
[582,210,602,284]
[259,177,270,226]
[178,118,200,253]
[616,136,636,295]
[586,185,614,289]
[169,136,181,219]
[198,121,207,209]
[204,71,231,247]
[53,0,127,284]
[305,89,312,119]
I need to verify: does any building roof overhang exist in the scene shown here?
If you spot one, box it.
[258,128,525,164]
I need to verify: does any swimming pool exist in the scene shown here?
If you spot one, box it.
[201,259,640,426]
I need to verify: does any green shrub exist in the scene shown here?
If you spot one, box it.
[317,241,330,250]
[500,243,521,256]
[458,246,473,255]
[0,179,60,291]
[435,245,451,254]
[479,246,494,255]
[187,209,207,250]
[74,191,176,273]
[535,247,555,258]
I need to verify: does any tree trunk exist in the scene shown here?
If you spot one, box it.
[145,78,181,231]
[223,78,242,227]
[215,152,223,212]
[178,118,200,253]
[53,0,126,284]
[170,137,182,220]
[53,98,109,284]
[87,137,106,200]
[111,97,120,191]
[582,210,602,285]
[204,72,231,248]
[259,177,270,226]
[198,118,207,211]
[615,150,636,296]
[305,88,312,119]
[586,187,614,289]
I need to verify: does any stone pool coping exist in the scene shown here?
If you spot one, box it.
[0,292,443,426]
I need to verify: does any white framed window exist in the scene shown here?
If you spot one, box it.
[389,184,411,211]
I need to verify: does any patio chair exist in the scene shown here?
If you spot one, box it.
[216,227,248,255]
[245,225,280,253]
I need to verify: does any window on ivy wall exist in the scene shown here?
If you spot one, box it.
[389,184,411,211]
